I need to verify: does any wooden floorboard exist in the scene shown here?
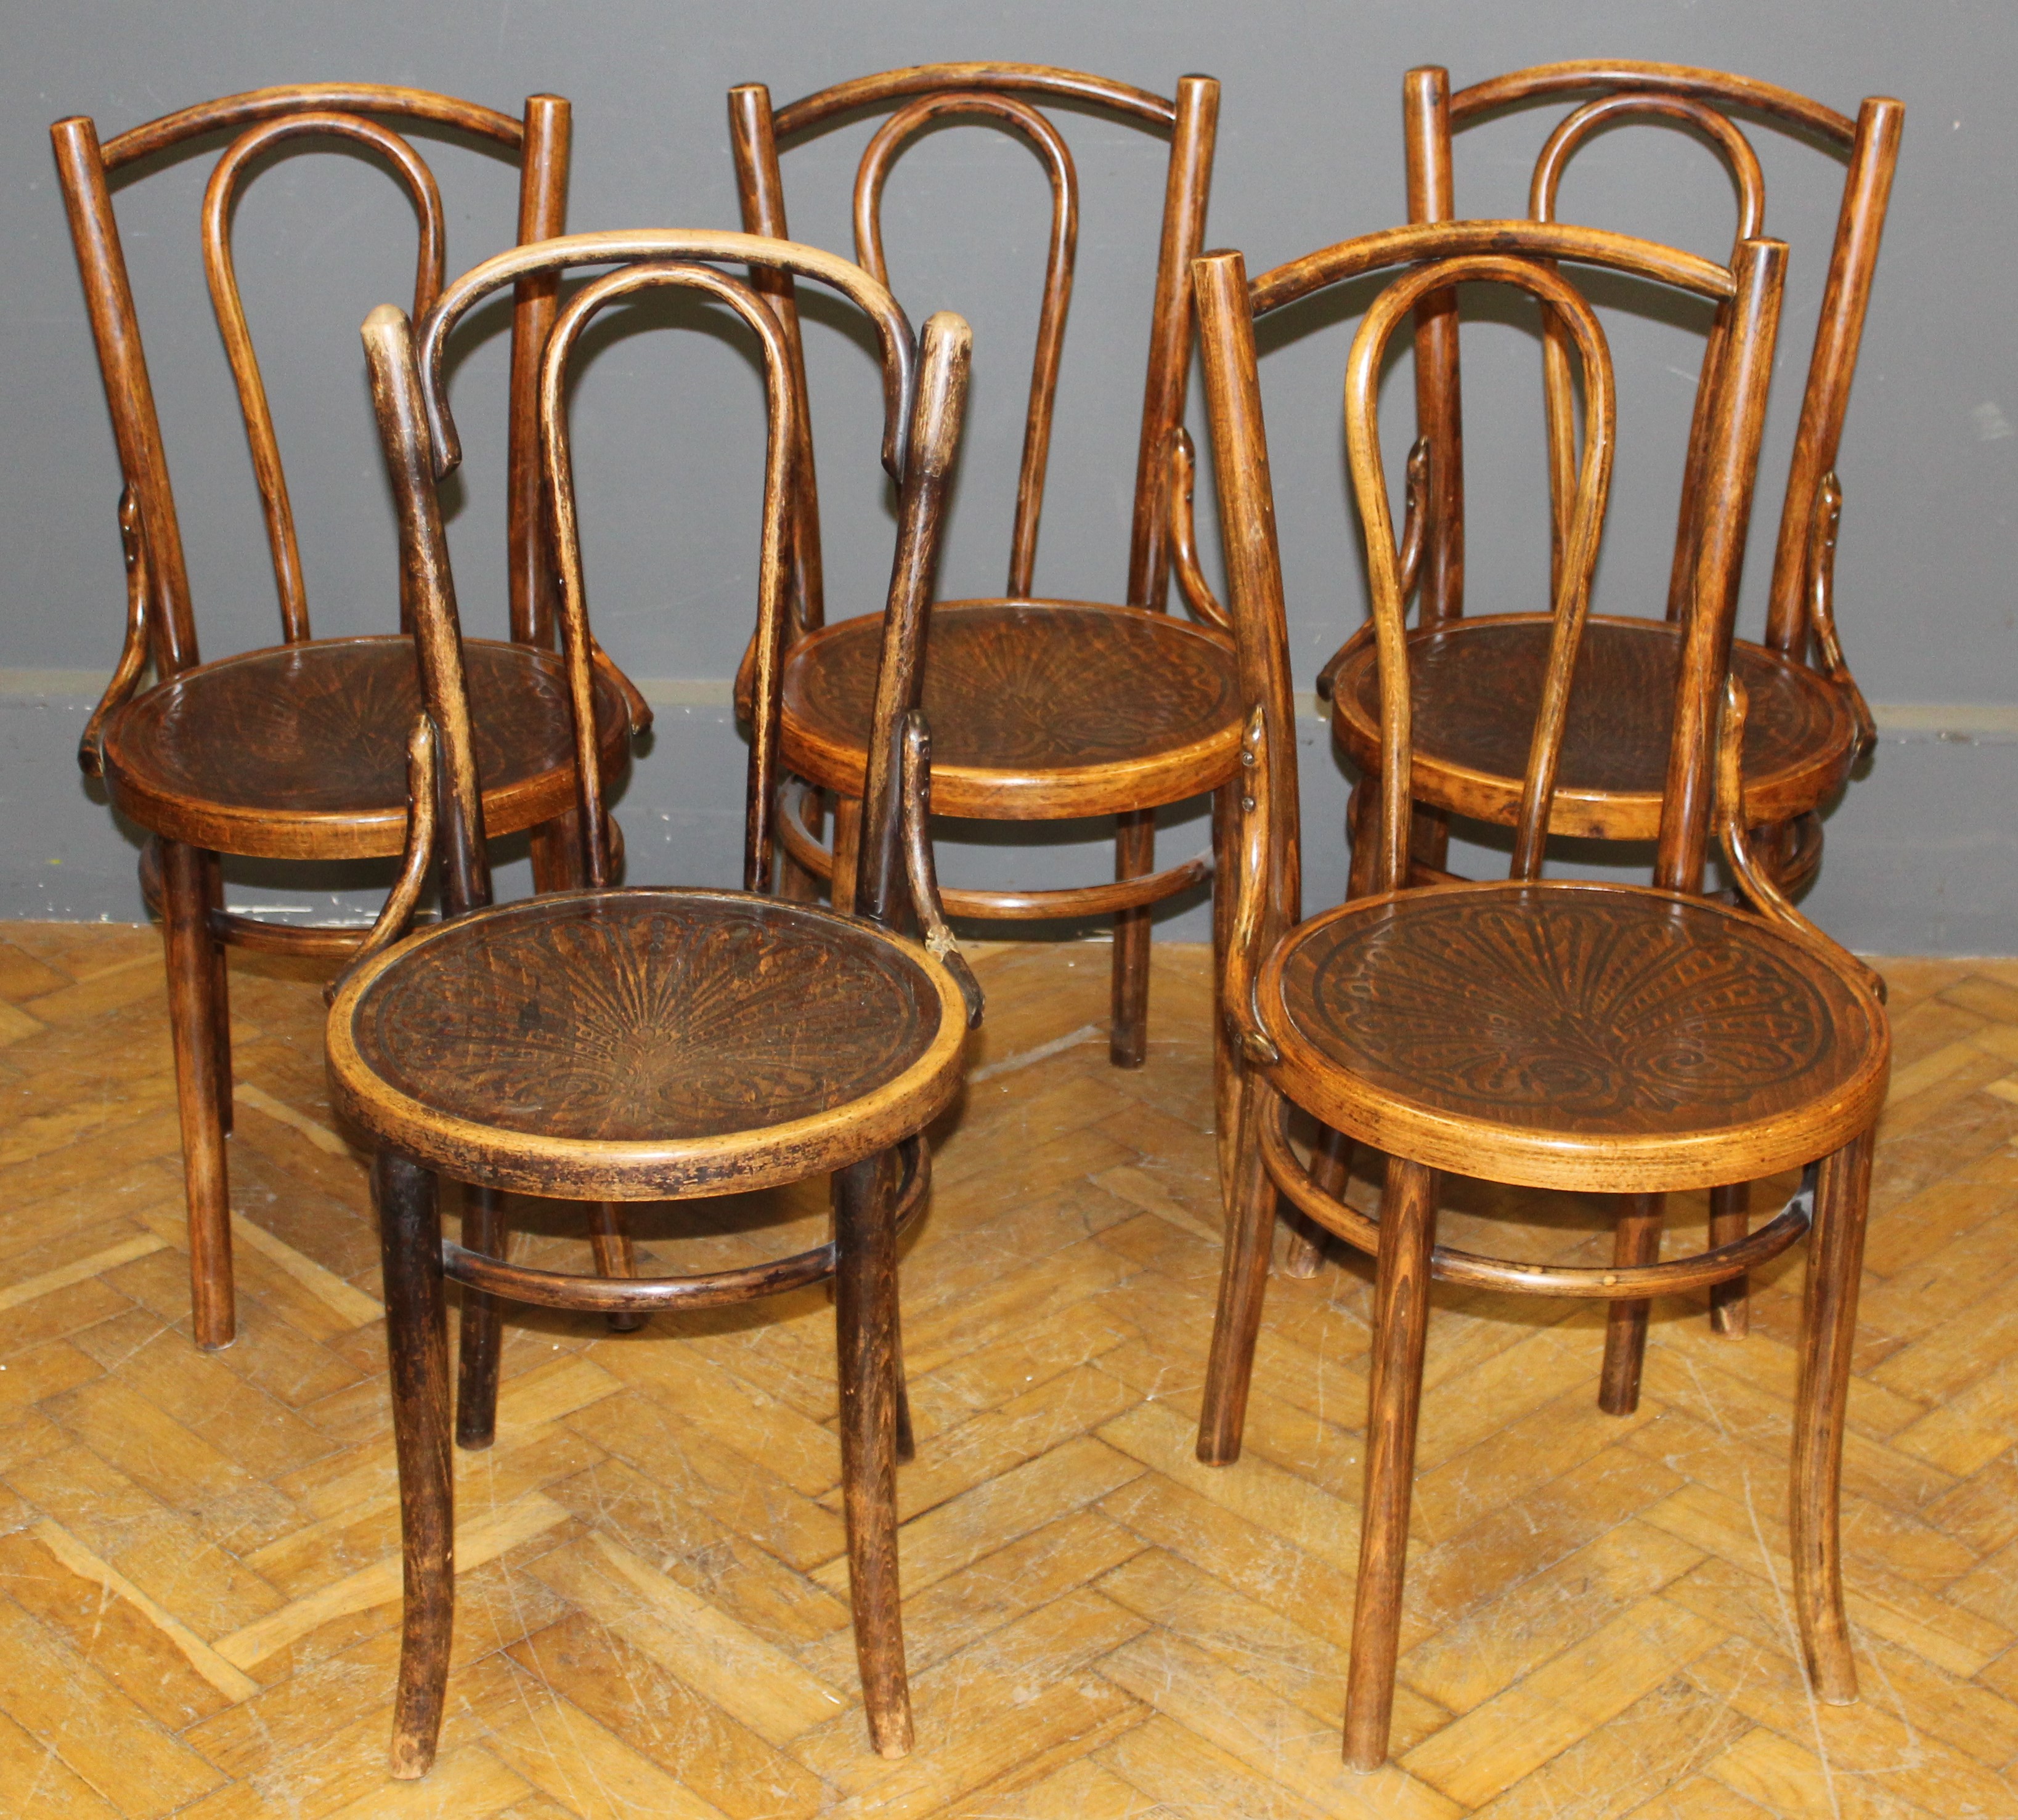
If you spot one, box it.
[2,924,2015,1815]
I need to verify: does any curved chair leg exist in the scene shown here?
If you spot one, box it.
[1344,1156,1441,1772]
[1283,1129,1348,1279]
[1709,1182,1751,1336]
[161,840,234,1351]
[1598,1193,1665,1415]
[200,850,232,1135]
[1110,810,1156,1068]
[832,796,865,917]
[1792,1128,1873,1707]
[376,1148,454,1779]
[590,1204,647,1335]
[1198,1073,1280,1465]
[834,1149,913,1757]
[455,1187,508,1449]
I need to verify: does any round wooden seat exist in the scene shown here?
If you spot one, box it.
[779,599,1243,818]
[1261,879,1888,1193]
[328,887,970,1199]
[1328,616,1859,839]
[102,635,631,859]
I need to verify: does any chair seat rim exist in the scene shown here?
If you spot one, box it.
[1328,614,1860,832]
[325,885,972,1198]
[1257,877,1890,1193]
[780,596,1244,817]
[100,633,627,858]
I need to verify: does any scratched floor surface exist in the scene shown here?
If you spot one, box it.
[1,924,2016,1816]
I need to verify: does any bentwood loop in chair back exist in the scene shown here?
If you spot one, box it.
[50,84,646,1350]
[1195,219,1889,1768]
[728,65,1240,1071]
[332,233,974,1774]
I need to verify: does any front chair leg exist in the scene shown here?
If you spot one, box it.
[161,839,234,1350]
[1198,1073,1280,1465]
[376,1149,454,1779]
[455,1187,508,1449]
[1344,1155,1441,1772]
[1792,1129,1874,1705]
[834,1149,913,1757]
[1598,1193,1665,1415]
[1210,782,1240,1204]
[200,849,233,1135]
[1111,808,1156,1068]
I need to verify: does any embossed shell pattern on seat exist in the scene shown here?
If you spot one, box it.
[1275,885,1880,1137]
[348,892,946,1143]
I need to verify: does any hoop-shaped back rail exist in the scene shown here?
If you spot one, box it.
[771,63,1177,136]
[100,82,527,168]
[1528,94,1766,614]
[203,113,448,644]
[1346,256,1617,892]
[1449,60,1857,145]
[537,263,802,894]
[414,231,918,487]
[855,93,1076,596]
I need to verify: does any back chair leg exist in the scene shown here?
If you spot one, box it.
[1110,810,1157,1068]
[1598,1192,1665,1415]
[833,1149,913,1758]
[376,1149,455,1779]
[1284,1128,1349,1279]
[201,851,232,1134]
[1344,1156,1441,1772]
[161,839,234,1351]
[590,1203,647,1334]
[455,1187,508,1448]
[1211,782,1240,1203]
[1792,1128,1874,1707]
[1709,1182,1751,1336]
[529,810,582,892]
[1198,1074,1280,1465]
[832,795,864,917]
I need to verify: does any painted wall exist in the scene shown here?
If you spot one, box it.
[4,1,2012,951]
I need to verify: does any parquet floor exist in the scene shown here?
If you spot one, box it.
[2,925,2017,1817]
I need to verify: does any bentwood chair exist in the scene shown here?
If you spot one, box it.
[334,238,975,1774]
[52,86,646,1351]
[1190,224,1890,1769]
[1290,63,1903,1325]
[728,64,1240,1069]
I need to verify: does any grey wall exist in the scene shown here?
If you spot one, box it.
[4,1,2014,951]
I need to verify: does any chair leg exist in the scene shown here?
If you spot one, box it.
[376,1149,454,1779]
[1792,1129,1874,1707]
[1343,1155,1441,1772]
[1198,1073,1280,1465]
[455,1187,508,1450]
[1598,1193,1665,1415]
[834,1150,913,1757]
[200,850,232,1135]
[1283,1127,1349,1280]
[529,810,580,893]
[1210,782,1240,1206]
[1110,809,1155,1068]
[590,1203,647,1335]
[1346,776,1381,901]
[1709,1182,1751,1336]
[832,795,864,917]
[161,839,234,1351]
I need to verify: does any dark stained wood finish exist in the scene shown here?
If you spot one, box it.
[1188,224,1890,1769]
[729,65,1231,1070]
[337,247,977,1774]
[49,84,627,1349]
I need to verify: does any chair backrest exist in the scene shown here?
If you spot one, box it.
[727,63,1218,627]
[363,231,969,934]
[1403,63,1902,657]
[1194,222,1785,979]
[51,84,571,675]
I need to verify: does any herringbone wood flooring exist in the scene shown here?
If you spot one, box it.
[2,922,2016,1816]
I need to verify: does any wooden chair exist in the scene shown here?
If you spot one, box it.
[52,86,648,1351]
[728,64,1239,1069]
[1189,222,1890,1769]
[1324,63,1903,899]
[1290,63,1903,1328]
[333,234,976,1774]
